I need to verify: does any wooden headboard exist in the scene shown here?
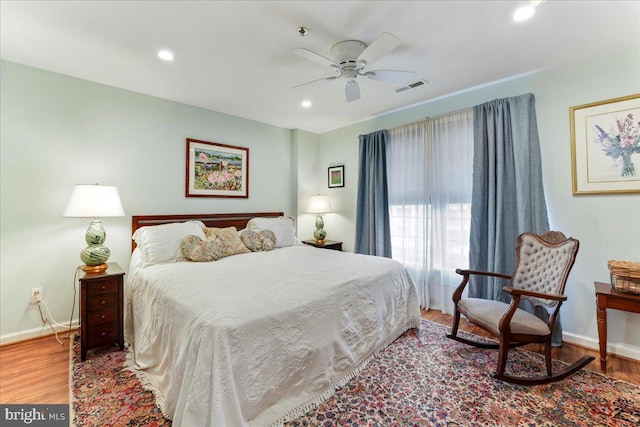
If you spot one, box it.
[131,212,284,251]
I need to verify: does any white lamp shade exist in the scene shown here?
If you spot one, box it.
[307,194,333,214]
[63,184,125,218]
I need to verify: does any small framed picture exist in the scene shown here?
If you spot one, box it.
[570,94,640,195]
[328,165,345,188]
[186,138,249,198]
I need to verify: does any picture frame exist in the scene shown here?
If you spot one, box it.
[328,165,345,188]
[185,138,249,198]
[570,94,640,195]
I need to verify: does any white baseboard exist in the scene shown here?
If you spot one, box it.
[563,332,640,362]
[0,319,79,346]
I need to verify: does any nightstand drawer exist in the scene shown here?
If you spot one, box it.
[87,307,117,326]
[88,293,119,311]
[87,323,118,348]
[79,262,125,361]
[87,279,119,296]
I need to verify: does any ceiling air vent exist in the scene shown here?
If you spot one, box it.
[395,79,429,93]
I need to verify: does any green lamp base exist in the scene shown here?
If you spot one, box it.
[80,219,111,272]
[313,214,327,243]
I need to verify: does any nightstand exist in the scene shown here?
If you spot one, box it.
[302,239,343,251]
[79,262,125,361]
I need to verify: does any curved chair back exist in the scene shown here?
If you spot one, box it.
[511,231,579,308]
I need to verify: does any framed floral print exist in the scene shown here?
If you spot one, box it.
[570,94,640,195]
[328,165,345,188]
[185,138,249,198]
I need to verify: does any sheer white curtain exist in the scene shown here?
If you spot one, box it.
[387,109,473,314]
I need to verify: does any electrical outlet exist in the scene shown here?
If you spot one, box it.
[30,287,43,304]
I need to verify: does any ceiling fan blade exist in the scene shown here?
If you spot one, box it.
[357,32,401,66]
[293,76,339,89]
[345,80,360,102]
[294,48,338,68]
[365,70,416,83]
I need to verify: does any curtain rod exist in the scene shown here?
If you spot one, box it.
[425,106,473,120]
[390,106,473,131]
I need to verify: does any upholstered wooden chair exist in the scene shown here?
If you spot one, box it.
[447,231,594,385]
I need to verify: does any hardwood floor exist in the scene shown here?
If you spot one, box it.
[0,333,72,404]
[1,310,638,405]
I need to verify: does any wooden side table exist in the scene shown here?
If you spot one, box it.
[79,262,125,361]
[302,239,343,251]
[594,281,640,372]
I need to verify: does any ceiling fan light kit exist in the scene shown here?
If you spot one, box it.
[294,32,416,102]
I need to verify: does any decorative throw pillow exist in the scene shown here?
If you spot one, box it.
[246,216,299,248]
[133,221,206,267]
[204,226,251,258]
[240,229,276,252]
[181,235,228,262]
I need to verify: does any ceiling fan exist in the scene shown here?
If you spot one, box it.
[294,32,415,102]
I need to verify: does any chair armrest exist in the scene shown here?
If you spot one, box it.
[503,286,567,301]
[498,287,567,334]
[456,269,512,281]
[451,269,512,304]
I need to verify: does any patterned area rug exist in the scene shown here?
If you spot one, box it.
[71,320,640,426]
[71,338,169,427]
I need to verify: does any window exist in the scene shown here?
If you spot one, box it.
[387,109,473,313]
[389,203,470,272]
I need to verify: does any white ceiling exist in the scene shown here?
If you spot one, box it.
[1,1,639,134]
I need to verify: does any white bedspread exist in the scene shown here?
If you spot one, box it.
[126,245,420,427]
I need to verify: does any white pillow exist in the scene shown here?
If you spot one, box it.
[246,216,299,248]
[132,221,206,267]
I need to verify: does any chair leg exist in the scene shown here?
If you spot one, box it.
[447,307,502,349]
[544,340,553,377]
[450,309,461,337]
[495,339,510,377]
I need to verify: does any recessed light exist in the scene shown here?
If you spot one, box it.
[301,100,312,108]
[513,5,535,21]
[158,50,174,61]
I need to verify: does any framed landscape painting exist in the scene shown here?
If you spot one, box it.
[570,94,640,195]
[328,165,345,188]
[186,138,249,198]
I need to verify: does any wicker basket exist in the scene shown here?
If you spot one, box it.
[608,260,640,294]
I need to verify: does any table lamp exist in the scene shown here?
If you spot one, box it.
[307,194,333,243]
[63,184,125,272]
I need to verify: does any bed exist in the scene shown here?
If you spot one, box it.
[125,212,421,427]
